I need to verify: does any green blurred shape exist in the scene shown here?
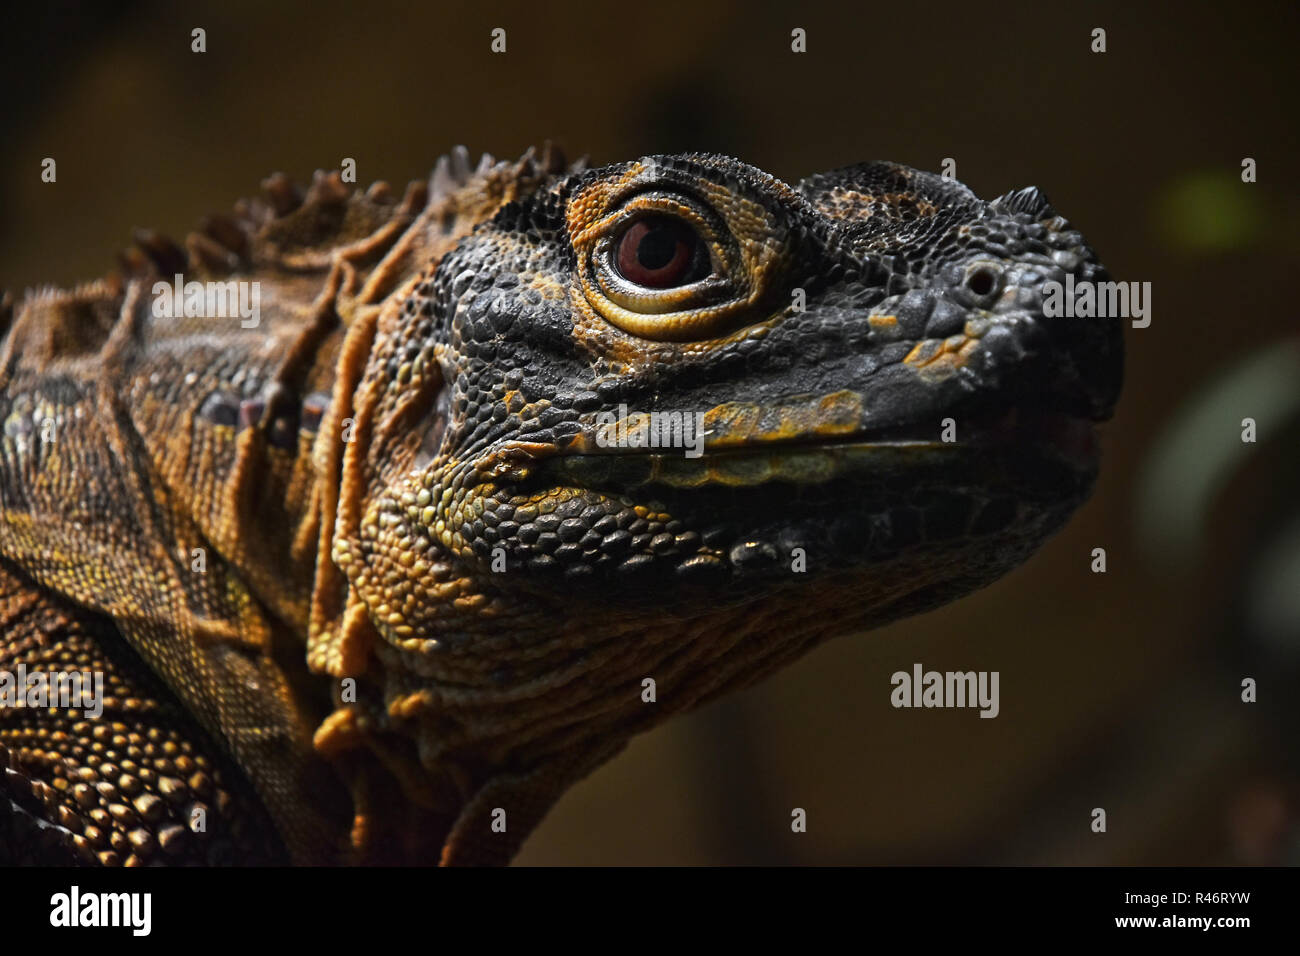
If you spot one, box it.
[1136,341,1300,571]
[1153,171,1262,254]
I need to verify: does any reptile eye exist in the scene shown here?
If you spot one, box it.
[572,181,770,341]
[615,216,709,288]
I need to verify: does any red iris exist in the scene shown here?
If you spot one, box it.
[615,216,703,288]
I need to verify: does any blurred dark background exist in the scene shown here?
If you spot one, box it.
[2,0,1296,864]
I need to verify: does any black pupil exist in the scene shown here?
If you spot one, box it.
[637,224,681,270]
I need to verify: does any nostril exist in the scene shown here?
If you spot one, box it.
[966,267,998,297]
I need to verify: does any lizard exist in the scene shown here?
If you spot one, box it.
[0,144,1122,865]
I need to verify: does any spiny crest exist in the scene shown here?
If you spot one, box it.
[0,144,585,386]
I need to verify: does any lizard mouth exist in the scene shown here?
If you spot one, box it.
[543,403,1100,492]
[959,406,1100,465]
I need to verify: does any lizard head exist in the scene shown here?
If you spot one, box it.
[327,151,1122,831]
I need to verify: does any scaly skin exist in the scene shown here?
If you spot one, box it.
[0,145,1121,865]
